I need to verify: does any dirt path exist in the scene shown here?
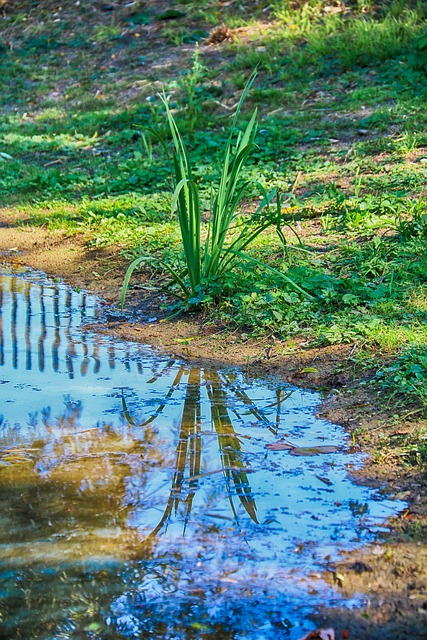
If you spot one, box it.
[1,209,427,639]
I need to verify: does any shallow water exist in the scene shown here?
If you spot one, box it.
[0,270,404,639]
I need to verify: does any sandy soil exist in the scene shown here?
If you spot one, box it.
[1,208,426,639]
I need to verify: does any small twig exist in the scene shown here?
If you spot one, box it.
[213,99,240,112]
[291,171,303,194]
[43,159,63,167]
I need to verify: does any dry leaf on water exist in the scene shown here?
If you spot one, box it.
[290,445,340,456]
[315,474,334,486]
[265,442,340,455]
[265,440,295,451]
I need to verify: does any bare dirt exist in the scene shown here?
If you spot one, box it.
[0,208,426,639]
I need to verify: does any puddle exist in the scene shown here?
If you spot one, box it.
[0,270,404,639]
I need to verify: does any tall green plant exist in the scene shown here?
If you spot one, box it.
[121,71,309,309]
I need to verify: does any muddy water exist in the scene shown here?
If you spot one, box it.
[0,270,404,639]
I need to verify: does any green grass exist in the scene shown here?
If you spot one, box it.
[121,72,311,309]
[1,0,427,410]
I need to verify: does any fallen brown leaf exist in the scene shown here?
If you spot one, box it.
[265,440,295,451]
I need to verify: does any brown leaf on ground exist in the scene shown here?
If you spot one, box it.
[205,25,234,44]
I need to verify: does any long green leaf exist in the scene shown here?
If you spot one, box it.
[229,68,258,134]
[120,256,148,309]
[214,186,276,277]
[171,177,201,290]
[229,249,314,299]
[161,94,202,295]
[157,259,191,298]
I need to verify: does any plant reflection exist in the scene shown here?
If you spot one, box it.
[205,369,258,524]
[120,366,290,536]
[148,368,203,537]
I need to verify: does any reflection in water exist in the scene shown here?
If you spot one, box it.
[0,272,98,377]
[144,367,260,540]
[0,270,404,639]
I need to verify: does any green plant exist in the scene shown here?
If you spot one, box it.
[178,45,207,133]
[139,131,153,162]
[91,24,121,43]
[395,198,427,239]
[121,72,309,310]
[374,346,427,410]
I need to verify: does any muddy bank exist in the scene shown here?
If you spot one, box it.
[0,210,427,638]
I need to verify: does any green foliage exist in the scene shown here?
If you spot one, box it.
[121,73,308,309]
[374,347,427,409]
[177,45,207,133]
[407,29,427,71]
[91,24,122,43]
[395,198,427,239]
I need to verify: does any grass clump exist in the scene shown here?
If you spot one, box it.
[372,347,427,412]
[121,73,309,310]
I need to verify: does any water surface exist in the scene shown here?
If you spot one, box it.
[0,270,403,638]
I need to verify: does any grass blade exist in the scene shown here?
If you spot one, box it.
[120,256,148,309]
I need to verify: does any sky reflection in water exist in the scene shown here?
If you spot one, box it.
[0,270,403,639]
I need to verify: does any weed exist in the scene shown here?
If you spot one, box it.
[177,45,207,133]
[395,199,427,239]
[121,73,309,310]
[91,24,121,44]
[374,347,427,411]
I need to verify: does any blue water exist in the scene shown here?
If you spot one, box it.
[0,269,404,639]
